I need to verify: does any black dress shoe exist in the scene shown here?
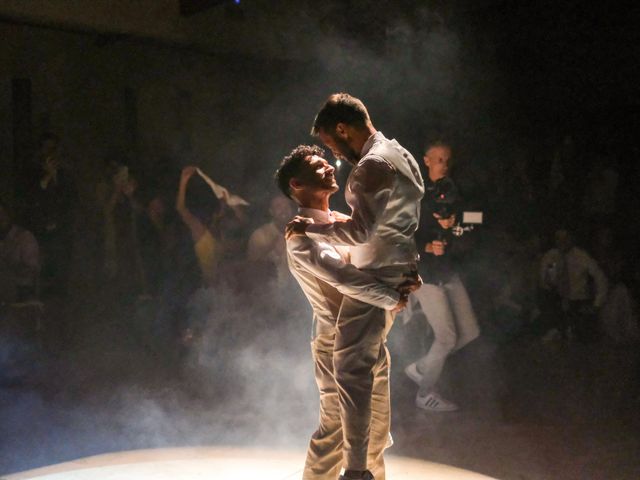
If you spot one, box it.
[339,470,374,480]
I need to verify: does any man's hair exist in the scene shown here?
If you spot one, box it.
[311,93,370,136]
[275,144,325,199]
[424,138,451,153]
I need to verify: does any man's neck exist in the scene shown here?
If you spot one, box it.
[299,192,330,212]
[352,126,377,162]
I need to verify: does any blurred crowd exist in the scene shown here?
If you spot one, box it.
[1,130,638,387]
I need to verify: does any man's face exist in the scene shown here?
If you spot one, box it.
[424,145,451,180]
[295,155,339,194]
[318,128,360,164]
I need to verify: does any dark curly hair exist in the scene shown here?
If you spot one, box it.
[310,93,370,136]
[275,144,325,199]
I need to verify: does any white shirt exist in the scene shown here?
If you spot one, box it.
[287,207,400,337]
[540,246,608,307]
[306,131,424,269]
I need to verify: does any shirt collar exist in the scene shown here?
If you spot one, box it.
[298,207,334,224]
[360,131,386,157]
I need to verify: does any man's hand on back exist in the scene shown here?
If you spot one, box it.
[391,293,409,313]
[285,216,314,240]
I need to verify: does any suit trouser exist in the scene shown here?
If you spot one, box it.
[303,265,409,479]
[303,333,390,480]
[412,274,479,395]
[337,265,410,474]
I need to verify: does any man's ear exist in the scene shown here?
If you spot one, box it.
[335,123,349,139]
[289,178,303,192]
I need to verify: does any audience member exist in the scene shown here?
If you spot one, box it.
[176,166,224,287]
[246,195,294,284]
[405,141,480,412]
[137,193,174,297]
[539,228,608,343]
[102,164,145,297]
[26,133,77,296]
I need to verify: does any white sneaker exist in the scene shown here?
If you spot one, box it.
[415,392,459,412]
[404,362,423,385]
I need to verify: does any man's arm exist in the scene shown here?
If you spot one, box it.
[288,238,402,311]
[303,157,394,245]
[176,166,207,243]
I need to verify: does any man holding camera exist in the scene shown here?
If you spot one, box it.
[405,141,480,412]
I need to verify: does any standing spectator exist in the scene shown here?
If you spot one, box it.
[102,165,145,298]
[27,133,76,296]
[590,226,639,344]
[405,141,480,412]
[176,166,223,288]
[137,194,174,297]
[539,228,608,343]
[246,195,294,284]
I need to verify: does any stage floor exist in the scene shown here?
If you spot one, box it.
[4,447,496,479]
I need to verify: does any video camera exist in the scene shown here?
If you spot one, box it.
[429,177,483,237]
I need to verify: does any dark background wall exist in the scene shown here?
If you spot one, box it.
[1,0,638,238]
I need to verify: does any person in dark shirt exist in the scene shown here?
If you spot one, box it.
[27,133,77,296]
[405,141,480,412]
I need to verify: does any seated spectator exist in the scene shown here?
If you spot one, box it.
[246,195,294,284]
[591,226,639,344]
[0,200,40,304]
[539,228,608,343]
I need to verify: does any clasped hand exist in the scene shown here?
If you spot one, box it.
[391,274,423,313]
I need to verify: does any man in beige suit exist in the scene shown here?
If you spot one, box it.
[277,145,413,480]
[287,94,424,479]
